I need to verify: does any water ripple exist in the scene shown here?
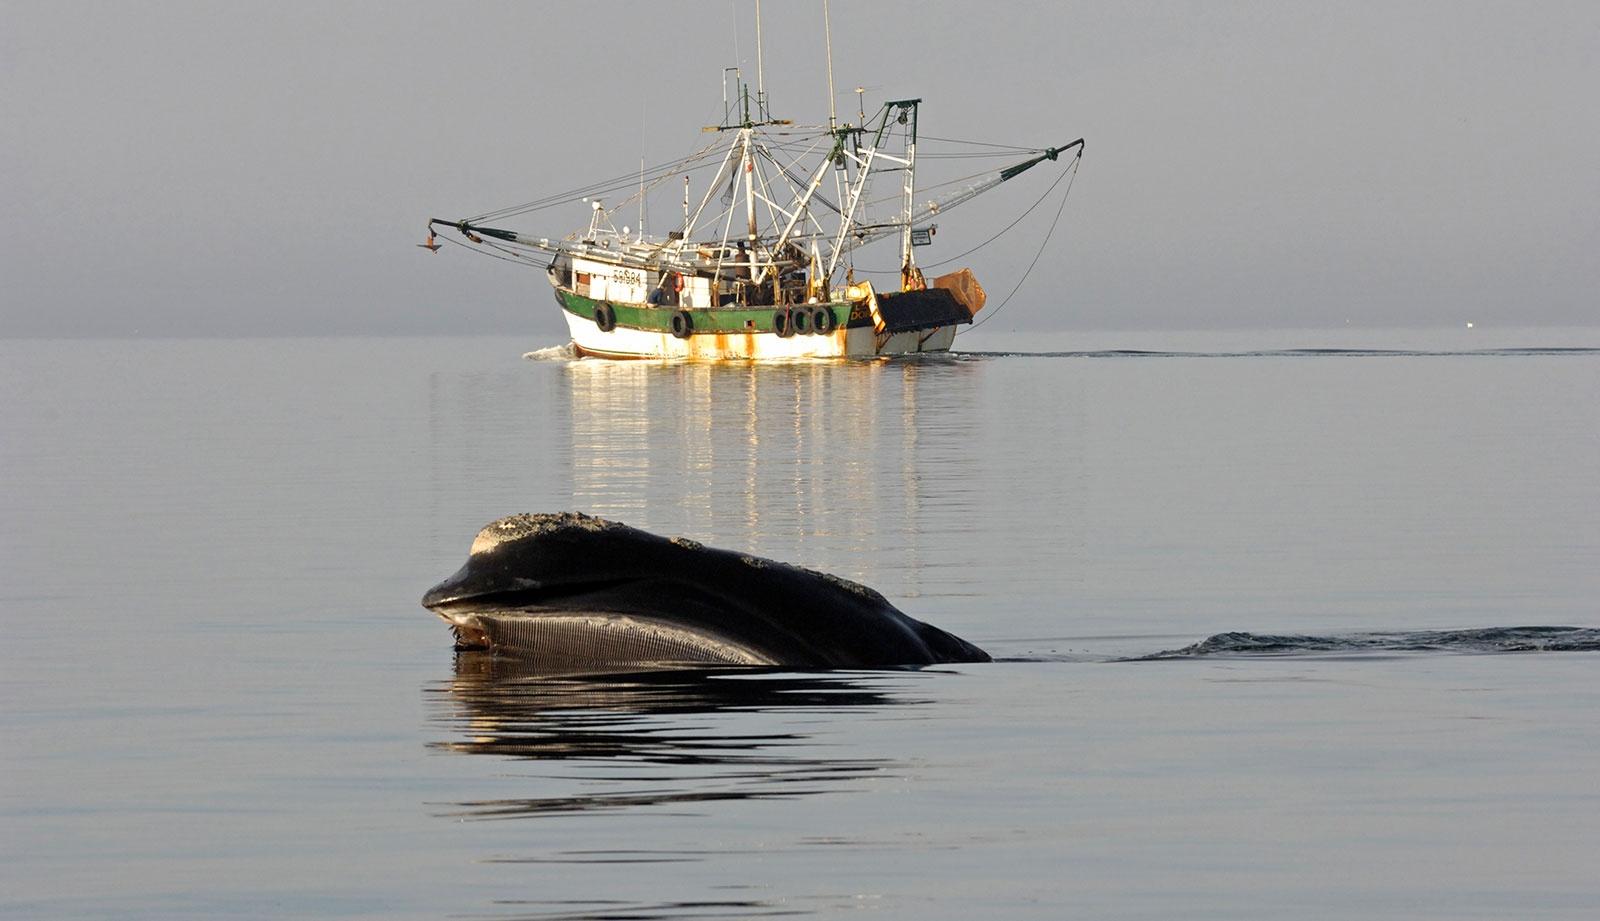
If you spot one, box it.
[959,347,1600,359]
[1132,625,1600,659]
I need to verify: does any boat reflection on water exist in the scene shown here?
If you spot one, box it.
[426,652,926,820]
[557,355,983,602]
[422,352,988,605]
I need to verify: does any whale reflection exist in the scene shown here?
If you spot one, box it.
[427,652,924,820]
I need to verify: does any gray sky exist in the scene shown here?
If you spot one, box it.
[4,0,1596,337]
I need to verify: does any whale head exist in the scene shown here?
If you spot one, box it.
[421,511,678,611]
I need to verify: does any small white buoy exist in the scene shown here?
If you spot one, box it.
[1466,321,1475,329]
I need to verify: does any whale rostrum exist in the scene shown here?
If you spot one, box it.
[422,513,989,672]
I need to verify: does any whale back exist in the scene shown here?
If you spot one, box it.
[423,513,990,669]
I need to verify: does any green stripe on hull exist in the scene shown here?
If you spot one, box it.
[555,288,853,334]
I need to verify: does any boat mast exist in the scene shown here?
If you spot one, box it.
[899,101,920,290]
[743,127,757,243]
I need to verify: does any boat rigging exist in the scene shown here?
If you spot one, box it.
[421,5,1083,360]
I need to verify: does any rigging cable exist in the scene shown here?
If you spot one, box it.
[918,134,1041,151]
[850,153,1076,272]
[467,130,836,223]
[468,138,729,222]
[923,157,1075,270]
[434,230,547,268]
[967,151,1082,333]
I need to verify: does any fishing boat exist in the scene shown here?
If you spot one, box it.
[423,7,1082,360]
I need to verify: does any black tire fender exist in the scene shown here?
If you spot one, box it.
[670,309,693,339]
[812,305,836,335]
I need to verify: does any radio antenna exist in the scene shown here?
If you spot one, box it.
[823,0,837,128]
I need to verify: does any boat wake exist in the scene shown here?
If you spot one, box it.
[958,347,1599,360]
[522,342,578,361]
[1129,626,1600,660]
[509,344,1600,363]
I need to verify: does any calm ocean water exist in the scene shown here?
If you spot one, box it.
[3,328,1597,919]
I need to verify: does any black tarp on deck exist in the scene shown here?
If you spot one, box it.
[873,288,973,332]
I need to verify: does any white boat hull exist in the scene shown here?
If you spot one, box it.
[563,309,958,360]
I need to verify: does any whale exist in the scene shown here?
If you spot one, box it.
[422,512,990,671]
